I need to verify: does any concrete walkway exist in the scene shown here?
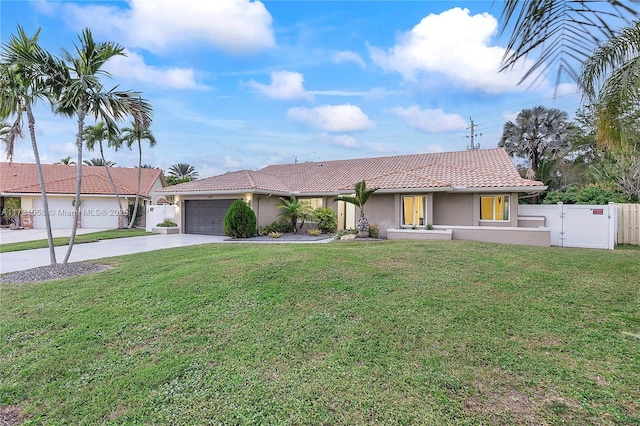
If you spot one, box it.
[0,233,333,274]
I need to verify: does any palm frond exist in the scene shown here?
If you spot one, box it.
[498,0,640,86]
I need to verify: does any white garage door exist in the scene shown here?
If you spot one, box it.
[81,199,120,229]
[34,198,76,229]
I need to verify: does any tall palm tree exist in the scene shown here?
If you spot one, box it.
[334,179,378,237]
[121,123,156,228]
[580,21,640,151]
[499,106,572,202]
[498,0,639,85]
[55,28,153,263]
[0,26,59,265]
[168,163,198,180]
[56,156,76,165]
[83,121,121,218]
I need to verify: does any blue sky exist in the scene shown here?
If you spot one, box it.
[2,0,582,178]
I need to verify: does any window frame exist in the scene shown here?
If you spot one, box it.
[401,195,427,227]
[479,195,510,222]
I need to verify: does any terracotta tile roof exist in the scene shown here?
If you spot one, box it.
[0,162,163,197]
[159,170,289,193]
[159,148,543,195]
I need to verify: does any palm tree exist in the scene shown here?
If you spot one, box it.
[56,156,75,165]
[580,21,640,151]
[82,126,123,224]
[83,157,115,167]
[498,0,639,85]
[121,123,156,228]
[54,28,153,263]
[168,163,198,180]
[0,26,59,265]
[334,179,379,237]
[499,106,572,203]
[276,196,311,234]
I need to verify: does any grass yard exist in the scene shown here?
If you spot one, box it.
[1,240,639,425]
[0,229,152,253]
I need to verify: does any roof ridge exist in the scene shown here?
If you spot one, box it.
[244,169,258,189]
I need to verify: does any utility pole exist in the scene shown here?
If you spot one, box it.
[466,117,482,150]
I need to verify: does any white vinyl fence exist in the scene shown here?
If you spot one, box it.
[145,204,176,232]
[519,203,617,250]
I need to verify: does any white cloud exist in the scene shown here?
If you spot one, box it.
[63,0,275,54]
[225,156,241,167]
[502,111,519,123]
[316,133,357,148]
[369,7,542,93]
[286,104,374,133]
[245,71,314,101]
[104,51,205,90]
[389,105,467,132]
[332,51,366,69]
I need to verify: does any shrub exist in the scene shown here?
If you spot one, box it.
[313,207,338,233]
[543,184,630,205]
[223,199,257,238]
[426,224,433,230]
[156,219,177,227]
[257,219,294,235]
[268,231,282,238]
[307,228,322,236]
[368,223,380,239]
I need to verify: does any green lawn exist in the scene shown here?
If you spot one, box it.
[0,229,152,253]
[1,241,639,425]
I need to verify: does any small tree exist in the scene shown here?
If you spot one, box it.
[127,202,143,228]
[276,196,311,234]
[313,207,337,233]
[224,199,256,238]
[334,180,378,237]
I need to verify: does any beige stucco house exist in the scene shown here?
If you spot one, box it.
[158,148,551,246]
[0,162,165,229]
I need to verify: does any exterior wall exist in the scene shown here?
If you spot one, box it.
[434,225,551,247]
[364,193,396,238]
[432,192,474,226]
[256,195,281,227]
[148,179,165,204]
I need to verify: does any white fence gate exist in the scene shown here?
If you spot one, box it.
[519,204,617,250]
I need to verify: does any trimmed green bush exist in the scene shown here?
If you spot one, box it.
[257,218,294,235]
[313,207,338,233]
[223,199,257,238]
[156,219,178,227]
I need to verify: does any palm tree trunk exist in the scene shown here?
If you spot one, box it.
[25,103,56,265]
[64,109,85,264]
[128,139,142,229]
[99,141,124,228]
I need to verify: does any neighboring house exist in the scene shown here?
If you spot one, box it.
[158,148,551,246]
[0,162,164,229]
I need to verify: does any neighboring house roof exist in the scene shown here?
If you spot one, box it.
[159,148,544,195]
[0,162,164,197]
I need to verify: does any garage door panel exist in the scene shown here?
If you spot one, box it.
[185,199,235,235]
[81,199,120,229]
[34,198,75,229]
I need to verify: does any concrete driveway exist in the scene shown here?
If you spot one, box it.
[0,233,227,274]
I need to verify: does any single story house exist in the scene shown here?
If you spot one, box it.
[157,148,551,246]
[0,162,165,229]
